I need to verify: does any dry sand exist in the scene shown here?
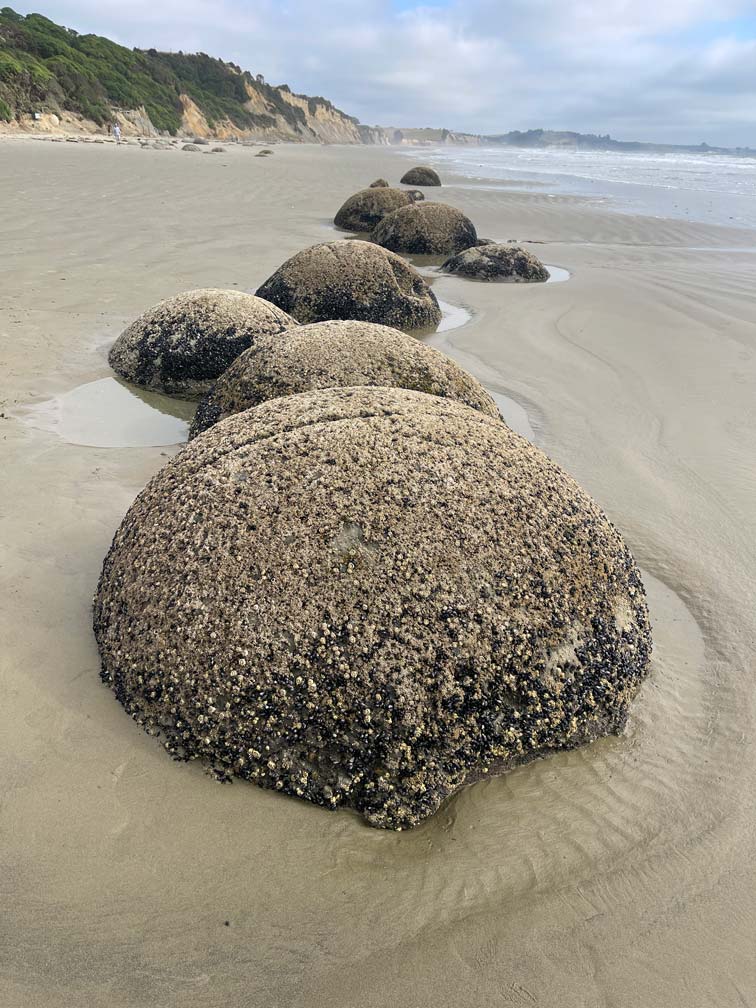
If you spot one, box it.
[1,136,755,1007]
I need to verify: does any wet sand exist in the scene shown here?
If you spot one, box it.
[1,137,755,1007]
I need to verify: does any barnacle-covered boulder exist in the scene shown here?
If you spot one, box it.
[94,386,652,831]
[443,244,550,282]
[334,186,421,232]
[371,202,477,255]
[189,319,499,436]
[400,166,442,186]
[108,289,297,398]
[255,240,441,331]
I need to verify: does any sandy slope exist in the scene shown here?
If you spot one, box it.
[1,137,755,1007]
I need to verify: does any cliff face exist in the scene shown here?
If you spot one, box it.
[380,127,482,146]
[0,8,367,143]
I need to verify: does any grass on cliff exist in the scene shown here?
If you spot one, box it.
[0,6,344,133]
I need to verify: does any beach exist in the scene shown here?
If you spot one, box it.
[1,137,755,1006]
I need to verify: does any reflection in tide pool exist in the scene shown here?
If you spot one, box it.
[487,389,537,442]
[544,264,570,283]
[19,377,192,448]
[436,299,472,332]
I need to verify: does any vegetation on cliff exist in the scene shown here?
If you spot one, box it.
[0,7,357,135]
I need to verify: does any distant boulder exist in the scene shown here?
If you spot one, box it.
[442,244,550,282]
[211,146,226,153]
[334,186,421,232]
[369,178,389,187]
[182,144,201,152]
[256,239,441,331]
[108,289,297,399]
[371,202,477,255]
[190,319,499,437]
[400,165,441,186]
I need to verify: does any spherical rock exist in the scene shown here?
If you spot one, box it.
[182,144,201,152]
[108,289,298,398]
[400,165,441,186]
[255,240,441,331]
[442,244,550,282]
[369,178,389,188]
[212,146,226,153]
[94,386,652,830]
[189,319,499,437]
[334,186,421,232]
[371,202,477,255]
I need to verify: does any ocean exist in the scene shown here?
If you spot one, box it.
[403,145,756,231]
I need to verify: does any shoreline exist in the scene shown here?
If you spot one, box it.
[2,141,755,1007]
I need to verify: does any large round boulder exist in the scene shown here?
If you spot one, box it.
[400,166,441,186]
[442,244,550,282]
[108,289,297,398]
[371,202,477,255]
[255,240,441,331]
[94,386,652,831]
[334,186,421,232]
[189,320,499,437]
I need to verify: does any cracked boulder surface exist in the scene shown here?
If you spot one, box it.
[371,202,477,255]
[334,186,422,232]
[94,385,653,831]
[400,166,442,187]
[442,244,550,282]
[108,289,297,399]
[256,240,441,331]
[189,319,500,437]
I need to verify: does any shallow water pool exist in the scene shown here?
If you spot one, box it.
[19,377,192,448]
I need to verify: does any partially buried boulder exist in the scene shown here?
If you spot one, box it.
[108,289,297,398]
[94,385,652,830]
[442,244,550,282]
[400,165,441,186]
[369,178,389,188]
[182,144,201,152]
[189,319,499,437]
[256,240,441,331]
[371,201,477,255]
[334,186,422,232]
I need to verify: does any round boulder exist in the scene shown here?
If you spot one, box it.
[442,244,550,282]
[371,202,477,255]
[189,319,499,437]
[369,178,389,188]
[400,165,441,186]
[108,289,297,399]
[94,386,652,830]
[182,144,201,152]
[334,186,421,232]
[255,240,441,331]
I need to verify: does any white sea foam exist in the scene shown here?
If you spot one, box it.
[404,146,756,229]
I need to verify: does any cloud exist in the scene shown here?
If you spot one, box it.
[11,0,756,144]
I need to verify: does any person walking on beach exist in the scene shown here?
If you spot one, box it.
[112,123,121,144]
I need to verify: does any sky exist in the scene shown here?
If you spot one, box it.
[11,0,756,146]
